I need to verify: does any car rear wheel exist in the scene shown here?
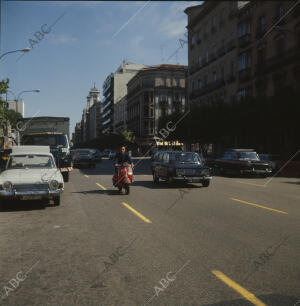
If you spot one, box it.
[53,196,61,206]
[153,172,159,184]
[202,180,210,187]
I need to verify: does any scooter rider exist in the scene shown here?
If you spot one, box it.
[114,145,134,171]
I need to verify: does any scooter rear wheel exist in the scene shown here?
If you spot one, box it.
[124,184,130,195]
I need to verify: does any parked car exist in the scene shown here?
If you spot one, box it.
[90,149,102,162]
[102,149,111,157]
[215,149,272,177]
[258,154,280,172]
[0,145,64,205]
[109,151,117,160]
[73,149,96,168]
[151,151,212,187]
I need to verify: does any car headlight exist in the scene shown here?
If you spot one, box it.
[49,180,59,190]
[201,169,210,176]
[3,181,13,191]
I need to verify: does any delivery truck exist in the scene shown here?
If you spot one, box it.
[18,116,72,182]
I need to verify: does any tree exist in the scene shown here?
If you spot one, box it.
[121,130,136,144]
[0,79,10,136]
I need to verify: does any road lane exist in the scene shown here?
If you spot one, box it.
[0,159,299,305]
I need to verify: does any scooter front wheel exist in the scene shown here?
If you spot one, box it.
[124,184,130,195]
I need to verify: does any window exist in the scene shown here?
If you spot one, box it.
[258,15,266,32]
[213,71,217,82]
[204,75,208,86]
[238,52,251,71]
[238,20,250,37]
[237,89,246,101]
[221,66,225,79]
[206,50,209,63]
[198,79,202,89]
[279,3,284,18]
[191,35,196,47]
[230,60,235,75]
[257,46,266,63]
[198,55,202,66]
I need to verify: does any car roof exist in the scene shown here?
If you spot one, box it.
[226,149,255,152]
[12,145,50,155]
[155,151,198,154]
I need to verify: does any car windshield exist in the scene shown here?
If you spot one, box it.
[23,134,68,148]
[7,154,55,169]
[239,152,260,160]
[169,152,202,164]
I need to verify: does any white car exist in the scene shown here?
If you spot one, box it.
[0,146,64,205]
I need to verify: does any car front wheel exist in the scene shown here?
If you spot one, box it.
[202,180,210,187]
[53,196,61,206]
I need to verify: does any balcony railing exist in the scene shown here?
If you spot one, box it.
[217,46,226,57]
[227,39,236,52]
[238,33,251,48]
[255,47,300,75]
[189,78,225,99]
[273,14,286,25]
[239,67,252,82]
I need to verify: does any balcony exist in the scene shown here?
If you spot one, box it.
[196,37,201,45]
[211,26,217,34]
[239,33,251,48]
[239,67,252,82]
[190,78,225,99]
[273,14,286,25]
[226,73,236,84]
[226,39,236,52]
[203,32,208,40]
[256,47,300,74]
[217,46,226,57]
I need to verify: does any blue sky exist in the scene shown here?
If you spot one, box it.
[0,0,201,133]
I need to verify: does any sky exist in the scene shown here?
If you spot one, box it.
[0,0,202,134]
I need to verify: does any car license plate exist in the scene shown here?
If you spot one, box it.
[22,195,42,200]
[254,170,266,173]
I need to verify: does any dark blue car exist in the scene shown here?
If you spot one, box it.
[151,151,212,187]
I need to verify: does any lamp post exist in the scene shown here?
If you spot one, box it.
[5,89,40,144]
[0,48,30,61]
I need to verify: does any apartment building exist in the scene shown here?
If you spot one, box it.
[237,1,300,99]
[114,95,127,133]
[126,64,187,148]
[185,1,248,105]
[101,61,146,134]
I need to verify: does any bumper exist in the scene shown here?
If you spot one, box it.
[173,176,212,182]
[0,189,63,200]
[241,169,272,174]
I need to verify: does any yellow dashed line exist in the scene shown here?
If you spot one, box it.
[212,270,267,306]
[96,183,107,190]
[236,180,265,187]
[230,198,288,214]
[121,202,151,223]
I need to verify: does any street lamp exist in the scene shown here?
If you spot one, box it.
[0,48,30,60]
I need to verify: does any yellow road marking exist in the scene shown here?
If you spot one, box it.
[96,183,107,190]
[212,270,267,306]
[230,198,288,215]
[236,180,265,187]
[121,202,151,223]
[84,175,89,178]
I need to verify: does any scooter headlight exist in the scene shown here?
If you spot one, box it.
[49,180,59,190]
[3,181,13,191]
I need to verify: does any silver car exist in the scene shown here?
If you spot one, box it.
[0,146,64,205]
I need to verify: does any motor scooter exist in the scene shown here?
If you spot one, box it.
[112,162,133,194]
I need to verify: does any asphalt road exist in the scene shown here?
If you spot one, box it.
[0,157,299,306]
